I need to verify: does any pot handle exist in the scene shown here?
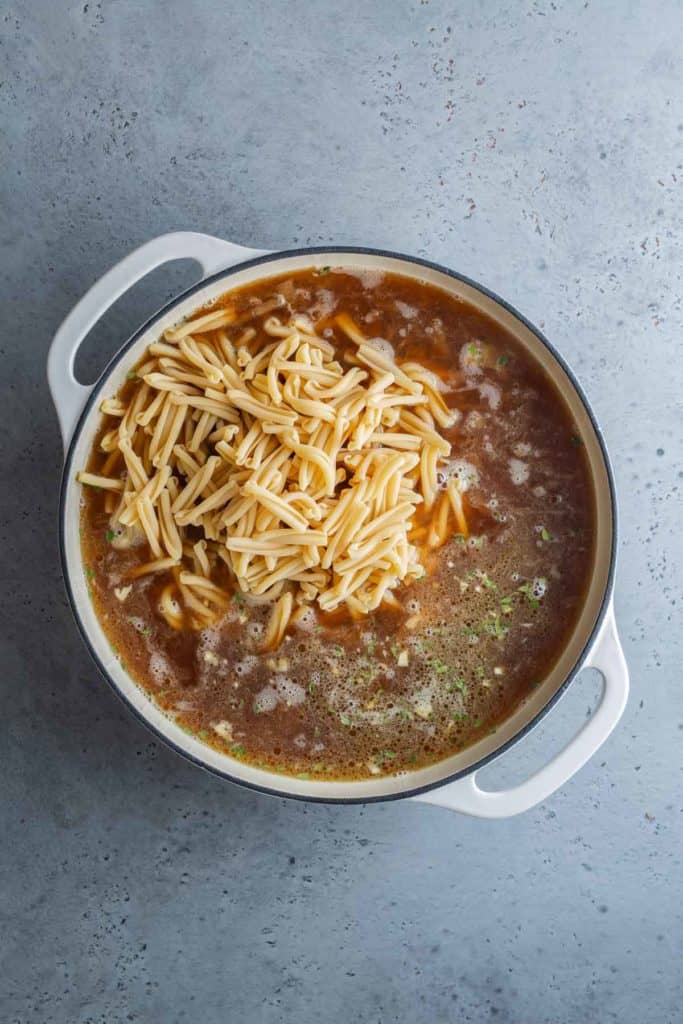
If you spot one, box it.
[48,231,269,453]
[413,603,629,818]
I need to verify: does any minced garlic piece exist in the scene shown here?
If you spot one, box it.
[211,720,233,741]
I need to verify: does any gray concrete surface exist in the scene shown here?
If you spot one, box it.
[2,1,682,1021]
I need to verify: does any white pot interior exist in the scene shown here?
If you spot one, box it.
[61,251,614,800]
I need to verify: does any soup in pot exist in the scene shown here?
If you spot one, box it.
[78,266,594,780]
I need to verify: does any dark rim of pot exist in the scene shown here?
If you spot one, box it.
[58,246,618,805]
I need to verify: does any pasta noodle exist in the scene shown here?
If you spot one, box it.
[77,301,465,647]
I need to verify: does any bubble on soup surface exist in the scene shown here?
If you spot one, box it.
[465,411,485,431]
[395,299,418,320]
[235,655,258,677]
[247,621,264,641]
[508,458,529,485]
[198,626,220,648]
[274,676,306,706]
[440,458,479,492]
[149,652,174,684]
[109,521,145,551]
[254,687,279,713]
[311,288,337,320]
[343,267,385,289]
[477,381,501,410]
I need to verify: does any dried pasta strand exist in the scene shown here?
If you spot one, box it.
[77,471,124,492]
[263,592,294,649]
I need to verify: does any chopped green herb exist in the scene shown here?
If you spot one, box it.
[473,717,484,728]
[390,642,400,660]
[477,571,497,591]
[453,533,466,544]
[315,266,331,276]
[463,625,479,639]
[198,729,210,740]
[540,526,552,542]
[233,591,244,605]
[484,612,509,640]
[376,750,397,766]
[398,708,414,720]
[106,530,115,542]
[84,567,95,579]
[331,644,344,658]
[428,656,450,675]
[353,655,380,685]
[366,635,376,656]
[406,754,417,764]
[231,743,246,756]
[571,433,584,447]
[518,582,540,610]
[449,677,468,695]
[475,666,485,679]
[297,772,310,780]
[451,710,468,721]
[126,371,138,381]
[308,681,318,694]
[413,639,428,654]
[340,713,352,726]
[497,353,510,367]
[500,594,514,614]
[467,343,479,358]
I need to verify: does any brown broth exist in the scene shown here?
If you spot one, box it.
[81,267,595,780]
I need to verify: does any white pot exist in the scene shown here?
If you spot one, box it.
[48,232,629,817]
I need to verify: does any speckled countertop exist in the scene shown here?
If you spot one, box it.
[2,2,681,1022]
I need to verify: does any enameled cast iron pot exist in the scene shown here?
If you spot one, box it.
[48,233,629,817]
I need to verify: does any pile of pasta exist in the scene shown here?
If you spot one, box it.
[78,299,467,647]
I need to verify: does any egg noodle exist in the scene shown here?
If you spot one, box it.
[78,299,468,647]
